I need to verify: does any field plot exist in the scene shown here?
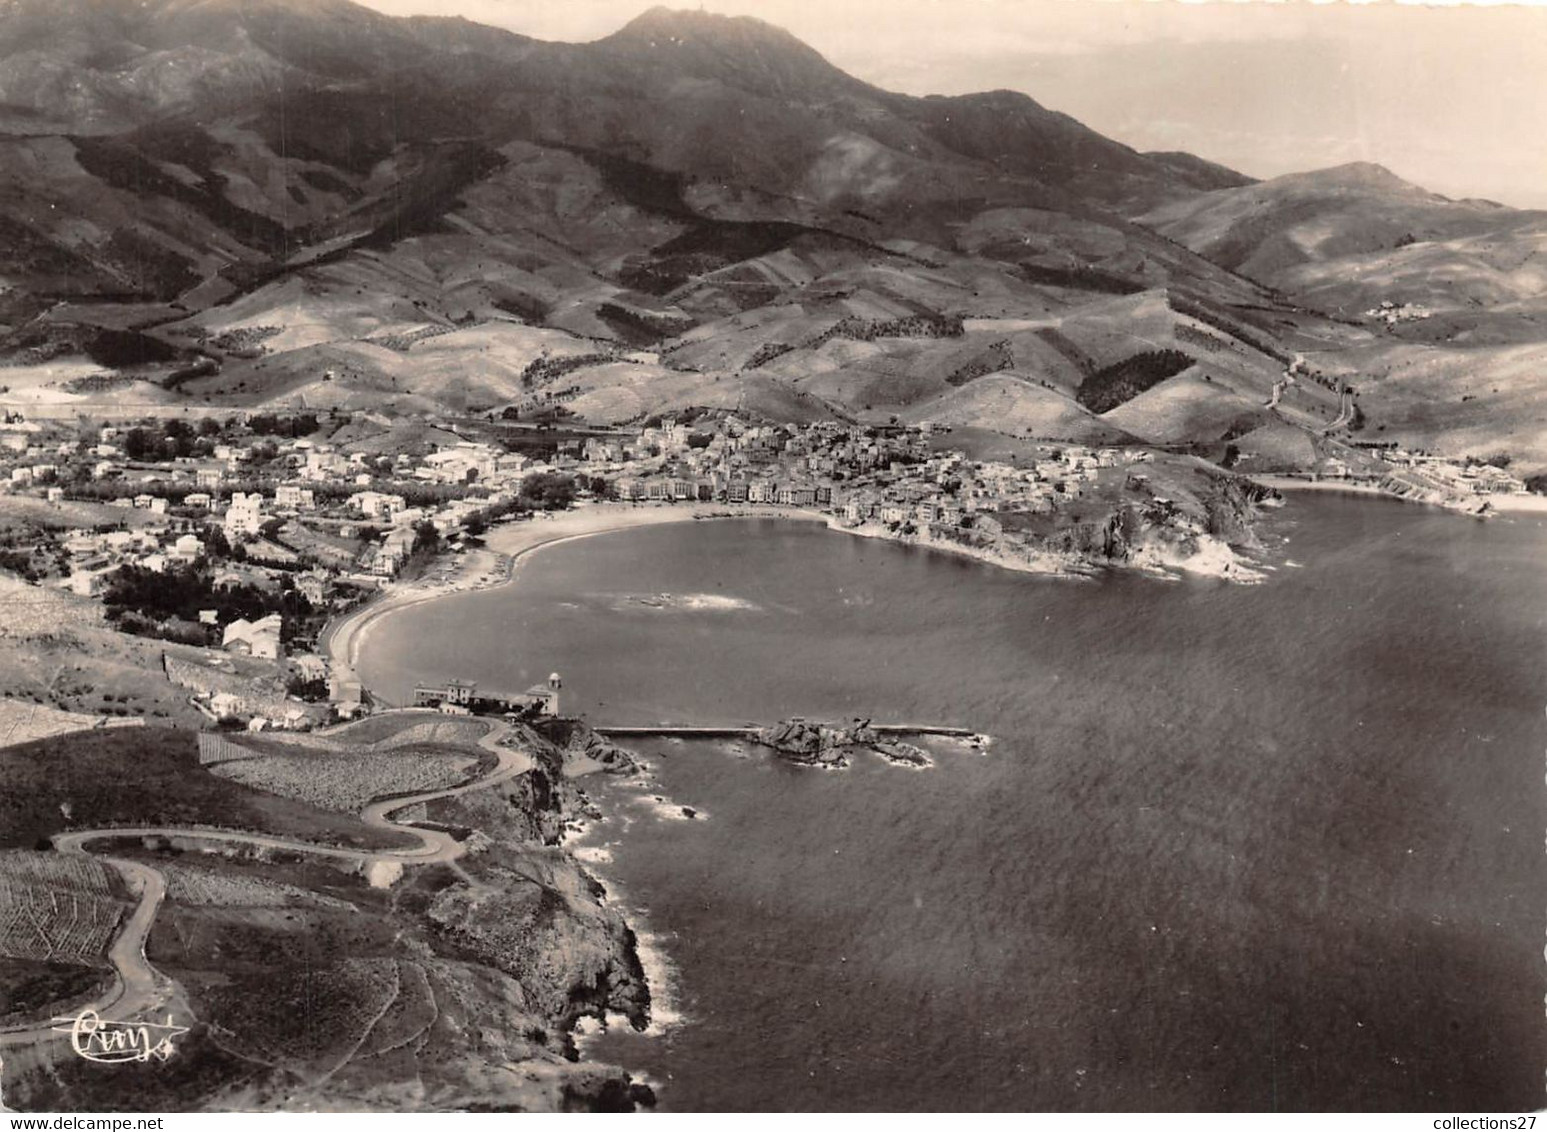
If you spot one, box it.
[211,749,478,812]
[157,860,354,910]
[0,957,110,1022]
[322,714,490,749]
[204,957,402,1080]
[1,727,416,852]
[0,851,127,964]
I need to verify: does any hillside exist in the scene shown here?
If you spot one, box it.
[1138,162,1547,464]
[1139,163,1547,313]
[0,2,1539,465]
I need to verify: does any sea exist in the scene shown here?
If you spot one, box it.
[357,494,1547,1111]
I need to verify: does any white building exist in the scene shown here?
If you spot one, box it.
[223,491,267,538]
[349,491,406,520]
[422,445,496,484]
[222,613,282,660]
[66,567,114,597]
[172,534,204,562]
[275,484,315,510]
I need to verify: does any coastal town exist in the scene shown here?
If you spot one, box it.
[0,402,1537,734]
[4,0,1547,1115]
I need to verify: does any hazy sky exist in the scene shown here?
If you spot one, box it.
[356,0,1547,209]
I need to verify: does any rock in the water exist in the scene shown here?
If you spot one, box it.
[874,741,931,767]
[754,718,880,766]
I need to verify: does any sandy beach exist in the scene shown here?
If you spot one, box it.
[1250,475,1395,499]
[1483,492,1547,514]
[321,502,832,695]
[321,495,1270,700]
[1253,474,1547,516]
[324,480,1299,704]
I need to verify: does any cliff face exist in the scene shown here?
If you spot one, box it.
[1089,463,1276,574]
[424,855,650,1036]
[421,718,651,1040]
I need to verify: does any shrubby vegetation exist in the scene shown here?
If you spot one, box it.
[0,528,67,582]
[103,562,315,645]
[745,342,794,370]
[945,340,1014,386]
[1166,294,1291,364]
[1076,349,1195,413]
[520,353,612,390]
[245,413,320,438]
[595,303,694,346]
[805,313,964,350]
[1018,263,1144,295]
[518,472,576,511]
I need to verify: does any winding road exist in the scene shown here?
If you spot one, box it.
[0,716,530,1050]
[1319,388,1356,433]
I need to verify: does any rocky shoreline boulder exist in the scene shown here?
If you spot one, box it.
[754,718,880,767]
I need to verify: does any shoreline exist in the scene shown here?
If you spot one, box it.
[321,502,837,701]
[1482,493,1547,514]
[322,496,1269,702]
[311,493,1272,1103]
[819,515,1092,579]
[1250,475,1394,499]
[1253,474,1547,515]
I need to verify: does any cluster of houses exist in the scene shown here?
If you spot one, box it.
[0,420,558,584]
[1363,301,1434,328]
[0,415,573,708]
[410,673,562,717]
[836,445,1136,535]
[8,401,1535,728]
[1374,449,1527,496]
[575,414,1146,537]
[2,408,1152,698]
[1303,444,1529,514]
[1316,445,1529,501]
[62,529,209,597]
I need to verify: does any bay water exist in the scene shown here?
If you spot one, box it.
[358,496,1547,1110]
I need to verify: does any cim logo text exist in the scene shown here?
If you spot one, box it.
[50,1011,189,1064]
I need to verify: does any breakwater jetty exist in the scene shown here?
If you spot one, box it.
[594,719,985,769]
[595,724,978,739]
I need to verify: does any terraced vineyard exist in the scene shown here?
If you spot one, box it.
[0,851,127,965]
[210,749,478,812]
[0,852,120,895]
[158,861,354,910]
[317,714,491,749]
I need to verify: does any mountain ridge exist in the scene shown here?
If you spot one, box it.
[0,0,1542,468]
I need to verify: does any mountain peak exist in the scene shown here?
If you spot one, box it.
[599,6,865,100]
[1283,161,1427,195]
[610,6,802,44]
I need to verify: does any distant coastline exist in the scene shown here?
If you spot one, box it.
[1251,473,1547,515]
[1248,476,1396,500]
